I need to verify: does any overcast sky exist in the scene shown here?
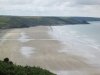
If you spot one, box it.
[0,0,100,17]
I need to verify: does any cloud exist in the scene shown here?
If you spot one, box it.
[73,0,100,5]
[0,0,100,17]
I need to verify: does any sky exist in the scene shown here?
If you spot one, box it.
[0,0,100,17]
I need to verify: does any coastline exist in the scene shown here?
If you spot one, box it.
[0,26,100,75]
[49,25,100,75]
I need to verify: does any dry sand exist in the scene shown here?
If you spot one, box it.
[0,26,100,75]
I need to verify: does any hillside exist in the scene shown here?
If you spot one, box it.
[0,58,56,75]
[0,16,100,29]
[69,17,100,21]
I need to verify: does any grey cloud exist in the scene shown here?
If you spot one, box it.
[0,0,100,17]
[72,0,100,5]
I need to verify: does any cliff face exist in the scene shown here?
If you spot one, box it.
[0,16,100,29]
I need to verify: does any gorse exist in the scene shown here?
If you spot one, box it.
[0,58,56,75]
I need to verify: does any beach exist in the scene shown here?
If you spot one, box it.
[0,25,100,75]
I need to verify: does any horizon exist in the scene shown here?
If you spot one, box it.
[0,15,100,18]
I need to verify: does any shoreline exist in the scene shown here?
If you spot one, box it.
[0,26,100,75]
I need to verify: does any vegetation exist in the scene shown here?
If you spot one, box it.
[0,16,100,29]
[0,58,56,75]
[0,16,92,29]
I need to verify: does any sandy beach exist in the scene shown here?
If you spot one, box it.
[0,26,100,75]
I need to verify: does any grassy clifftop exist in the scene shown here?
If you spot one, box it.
[0,58,56,75]
[0,16,100,29]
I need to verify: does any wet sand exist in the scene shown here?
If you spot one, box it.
[0,26,100,75]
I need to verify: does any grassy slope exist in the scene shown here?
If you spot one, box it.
[0,60,56,75]
[0,16,90,29]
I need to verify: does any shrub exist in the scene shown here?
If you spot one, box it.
[3,58,9,63]
[0,58,56,75]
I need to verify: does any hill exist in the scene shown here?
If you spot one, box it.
[0,58,56,75]
[0,16,100,29]
[69,17,100,21]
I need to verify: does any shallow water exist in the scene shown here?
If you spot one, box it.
[50,22,100,58]
[18,32,31,42]
[0,22,100,75]
[20,46,35,58]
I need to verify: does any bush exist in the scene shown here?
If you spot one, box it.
[3,58,9,63]
[0,58,56,75]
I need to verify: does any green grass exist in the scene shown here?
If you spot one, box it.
[0,58,56,75]
[0,16,90,29]
[0,17,9,24]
